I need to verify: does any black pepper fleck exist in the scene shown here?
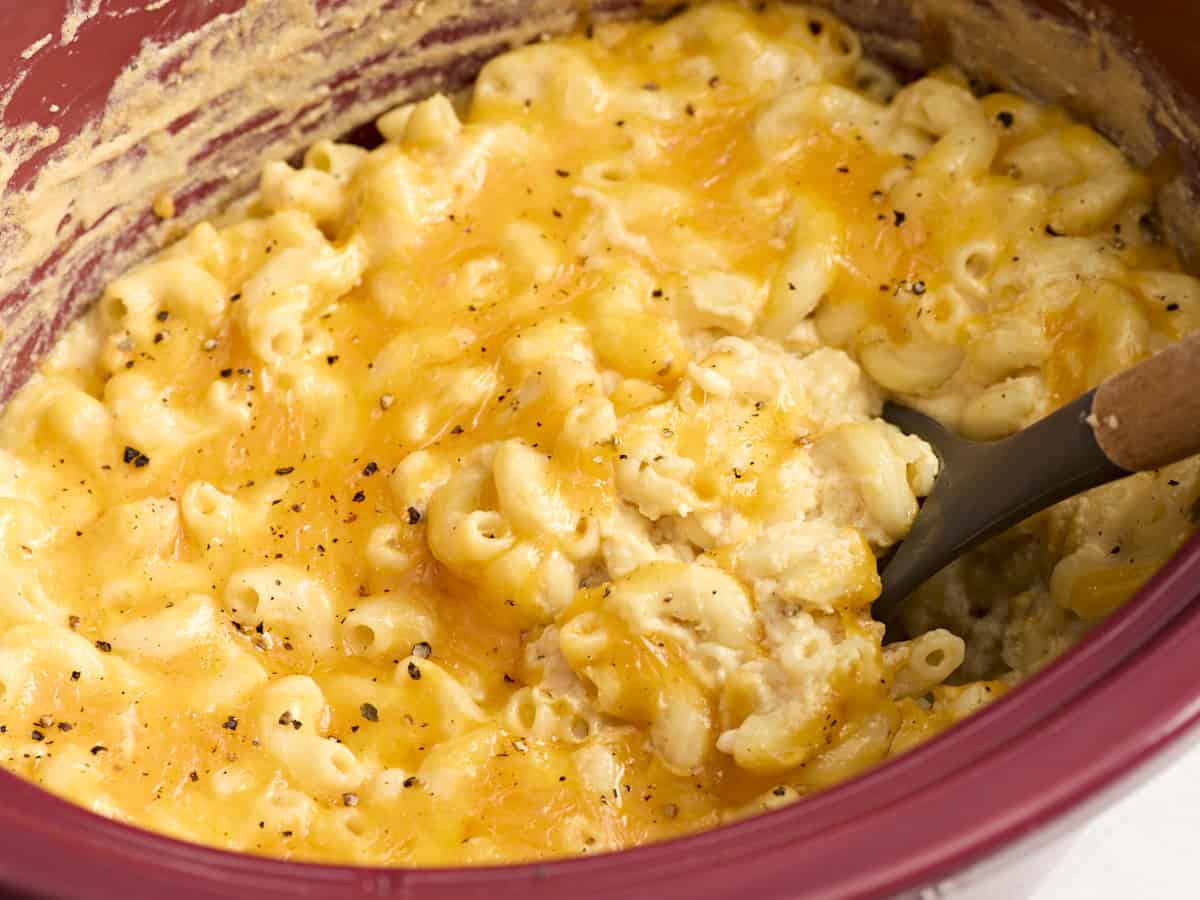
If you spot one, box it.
[360,703,379,722]
[408,661,422,680]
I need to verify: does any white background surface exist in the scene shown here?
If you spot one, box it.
[1028,738,1200,898]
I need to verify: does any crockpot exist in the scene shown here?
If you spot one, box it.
[1,1,1198,897]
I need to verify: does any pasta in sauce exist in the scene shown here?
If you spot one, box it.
[0,1,1196,864]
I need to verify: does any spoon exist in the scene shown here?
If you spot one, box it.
[874,329,1200,625]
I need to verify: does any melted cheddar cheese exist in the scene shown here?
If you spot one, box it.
[0,1,1196,865]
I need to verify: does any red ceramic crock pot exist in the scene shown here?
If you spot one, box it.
[1,2,1198,898]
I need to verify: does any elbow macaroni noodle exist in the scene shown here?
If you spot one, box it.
[0,1,1196,864]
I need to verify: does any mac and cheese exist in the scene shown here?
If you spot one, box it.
[0,1,1197,864]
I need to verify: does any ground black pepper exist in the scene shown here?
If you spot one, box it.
[408,661,422,680]
[360,703,380,722]
[122,446,150,467]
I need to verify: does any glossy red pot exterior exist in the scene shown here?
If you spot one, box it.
[1,2,1198,898]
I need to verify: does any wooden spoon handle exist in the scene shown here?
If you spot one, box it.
[1091,330,1200,472]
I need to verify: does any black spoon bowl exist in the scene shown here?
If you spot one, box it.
[875,393,1124,625]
